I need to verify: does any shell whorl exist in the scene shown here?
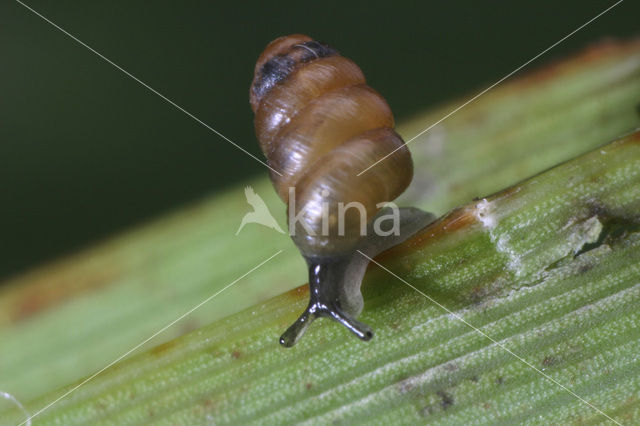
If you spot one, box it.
[251,34,413,256]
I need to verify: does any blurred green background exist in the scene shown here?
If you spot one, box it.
[1,0,639,281]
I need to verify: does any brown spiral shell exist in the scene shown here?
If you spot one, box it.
[250,34,413,256]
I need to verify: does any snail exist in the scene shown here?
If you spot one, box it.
[250,34,434,347]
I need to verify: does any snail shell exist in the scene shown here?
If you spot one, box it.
[250,35,433,346]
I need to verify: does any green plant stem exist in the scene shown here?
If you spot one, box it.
[1,39,639,415]
[3,130,640,425]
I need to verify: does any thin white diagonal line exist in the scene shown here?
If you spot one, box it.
[14,0,282,177]
[357,0,625,176]
[18,249,284,425]
[357,250,621,425]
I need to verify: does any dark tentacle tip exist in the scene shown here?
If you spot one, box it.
[326,305,374,342]
[279,334,294,348]
[279,299,374,347]
[279,305,316,347]
[279,256,379,348]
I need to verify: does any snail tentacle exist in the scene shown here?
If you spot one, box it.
[280,208,435,346]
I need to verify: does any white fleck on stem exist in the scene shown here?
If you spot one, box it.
[1,390,31,426]
[474,198,523,273]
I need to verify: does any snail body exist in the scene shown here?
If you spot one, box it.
[250,35,433,346]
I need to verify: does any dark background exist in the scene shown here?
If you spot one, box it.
[1,0,638,281]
